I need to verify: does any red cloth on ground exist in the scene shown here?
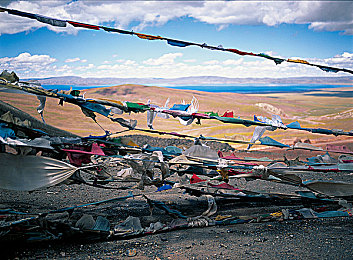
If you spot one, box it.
[190,173,207,184]
[208,182,241,191]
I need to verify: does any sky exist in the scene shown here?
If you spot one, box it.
[0,0,352,79]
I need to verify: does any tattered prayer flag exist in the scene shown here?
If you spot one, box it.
[125,102,149,111]
[0,153,77,191]
[36,95,46,123]
[110,117,137,129]
[258,53,285,65]
[205,111,219,117]
[63,143,105,166]
[215,116,262,127]
[208,182,241,191]
[63,143,105,156]
[167,39,191,47]
[222,111,234,118]
[318,65,340,73]
[35,14,66,27]
[79,102,110,117]
[192,113,210,119]
[68,21,100,30]
[310,128,334,135]
[170,104,190,111]
[259,136,290,148]
[286,121,302,129]
[304,181,353,197]
[190,173,207,184]
[7,9,36,19]
[135,33,163,40]
[157,184,172,192]
[227,48,257,56]
[100,26,133,34]
[293,142,323,151]
[169,154,202,165]
[287,59,309,64]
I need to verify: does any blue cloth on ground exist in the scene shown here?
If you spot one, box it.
[0,123,15,138]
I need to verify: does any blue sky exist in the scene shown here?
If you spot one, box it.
[0,1,352,79]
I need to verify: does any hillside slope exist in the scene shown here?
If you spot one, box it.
[1,85,352,148]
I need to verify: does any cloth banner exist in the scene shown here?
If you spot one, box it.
[0,153,77,191]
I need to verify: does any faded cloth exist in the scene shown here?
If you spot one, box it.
[183,145,219,161]
[0,153,77,191]
[305,181,353,197]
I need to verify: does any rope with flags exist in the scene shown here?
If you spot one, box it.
[0,7,352,75]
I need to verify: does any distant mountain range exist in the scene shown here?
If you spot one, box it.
[28,75,353,86]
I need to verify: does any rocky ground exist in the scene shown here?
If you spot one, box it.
[1,141,353,259]
[3,216,353,260]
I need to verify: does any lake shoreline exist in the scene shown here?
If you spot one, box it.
[39,83,353,95]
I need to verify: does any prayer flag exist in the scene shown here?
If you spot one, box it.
[68,21,100,30]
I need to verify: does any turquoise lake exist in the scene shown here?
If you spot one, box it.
[41,84,350,94]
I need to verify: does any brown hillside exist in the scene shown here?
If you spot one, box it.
[1,85,352,148]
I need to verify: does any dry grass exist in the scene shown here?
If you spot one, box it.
[1,85,352,145]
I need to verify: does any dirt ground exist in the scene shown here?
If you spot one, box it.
[3,216,353,260]
[1,144,353,260]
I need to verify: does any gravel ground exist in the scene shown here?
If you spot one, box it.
[1,138,353,259]
[3,217,353,260]
[1,168,353,260]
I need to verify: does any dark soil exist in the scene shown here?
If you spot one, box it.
[1,164,353,259]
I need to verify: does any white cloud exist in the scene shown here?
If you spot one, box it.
[65,57,80,63]
[223,58,243,66]
[203,60,219,65]
[184,59,196,63]
[2,51,352,79]
[0,52,57,73]
[0,1,352,35]
[323,52,353,67]
[124,60,136,65]
[74,51,353,79]
[188,1,353,34]
[143,53,183,66]
[56,64,71,72]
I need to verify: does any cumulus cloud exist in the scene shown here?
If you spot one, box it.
[65,57,80,63]
[143,53,183,66]
[188,1,353,34]
[184,59,196,63]
[203,60,220,65]
[2,51,352,79]
[0,52,56,72]
[323,52,353,67]
[0,1,352,35]
[223,58,244,66]
[61,51,353,79]
[65,57,87,63]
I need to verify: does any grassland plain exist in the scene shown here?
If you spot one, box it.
[1,85,352,148]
